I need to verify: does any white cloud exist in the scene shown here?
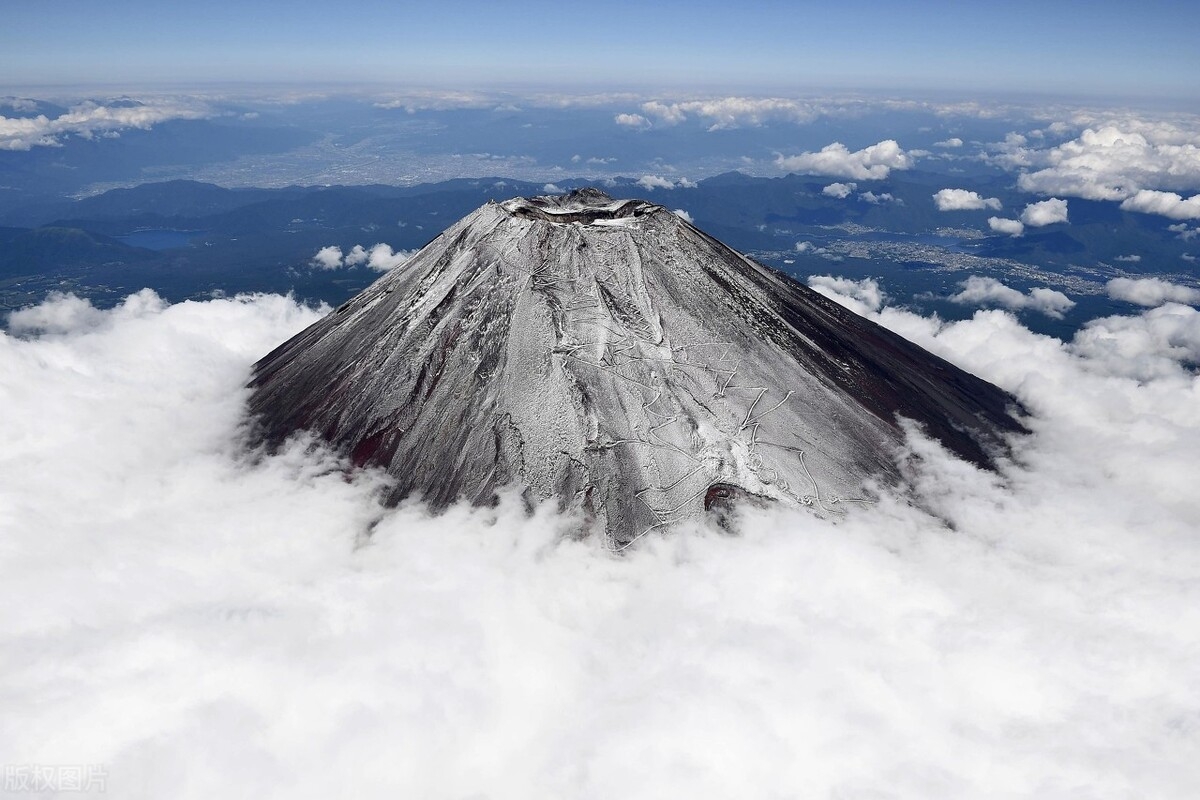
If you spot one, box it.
[614,113,650,129]
[949,276,1075,318]
[8,288,166,336]
[372,90,495,112]
[794,241,813,253]
[362,244,413,271]
[639,100,688,126]
[934,137,964,148]
[3,289,1199,796]
[822,182,857,199]
[858,191,900,205]
[987,132,1033,168]
[311,245,345,270]
[599,94,1083,135]
[1119,190,1200,221]
[1167,223,1200,241]
[806,275,886,313]
[0,98,211,151]
[1113,254,1142,263]
[638,97,820,130]
[636,175,696,192]
[776,140,913,180]
[1,97,39,113]
[636,175,675,191]
[672,209,694,223]
[542,183,563,194]
[312,243,413,272]
[1107,278,1200,307]
[1021,197,1070,227]
[1072,303,1200,380]
[933,188,1002,211]
[1014,122,1200,202]
[988,217,1025,237]
[619,95,1051,134]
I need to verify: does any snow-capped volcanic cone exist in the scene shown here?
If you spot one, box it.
[248,188,1023,546]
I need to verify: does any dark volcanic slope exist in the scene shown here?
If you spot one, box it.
[249,189,1023,546]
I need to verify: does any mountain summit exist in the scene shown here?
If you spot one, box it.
[248,188,1023,546]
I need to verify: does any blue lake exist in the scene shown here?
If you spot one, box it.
[116,229,206,250]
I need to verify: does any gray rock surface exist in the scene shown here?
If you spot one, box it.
[248,189,1024,546]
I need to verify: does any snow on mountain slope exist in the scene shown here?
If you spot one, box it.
[248,189,1024,545]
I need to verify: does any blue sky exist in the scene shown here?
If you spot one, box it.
[2,0,1198,99]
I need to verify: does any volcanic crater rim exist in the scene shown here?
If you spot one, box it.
[500,188,659,226]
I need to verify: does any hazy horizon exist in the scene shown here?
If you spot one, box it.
[4,1,1199,101]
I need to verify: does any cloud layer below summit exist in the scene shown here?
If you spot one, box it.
[2,286,1198,797]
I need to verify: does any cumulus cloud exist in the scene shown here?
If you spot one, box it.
[806,275,886,313]
[1167,223,1199,241]
[858,191,900,205]
[1165,223,1197,241]
[1021,197,1070,227]
[1119,190,1200,221]
[1072,303,1200,380]
[1107,277,1200,307]
[933,188,1002,211]
[3,288,1199,797]
[776,140,913,180]
[822,182,857,199]
[636,175,675,191]
[986,131,1035,169]
[542,183,563,194]
[934,137,964,148]
[0,98,211,151]
[311,243,413,272]
[639,101,688,126]
[8,291,131,335]
[636,175,696,191]
[949,275,1075,318]
[310,245,345,270]
[614,113,650,129]
[358,244,413,271]
[988,217,1025,237]
[1014,122,1200,205]
[672,209,694,223]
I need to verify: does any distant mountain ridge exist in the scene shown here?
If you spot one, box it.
[2,175,1193,336]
